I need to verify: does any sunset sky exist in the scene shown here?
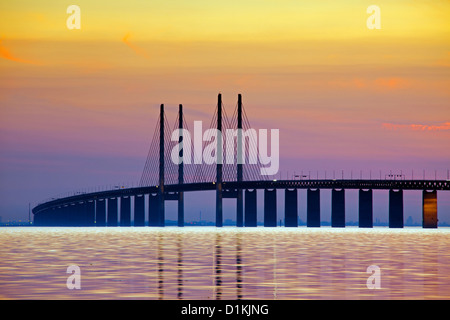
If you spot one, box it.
[0,1,449,223]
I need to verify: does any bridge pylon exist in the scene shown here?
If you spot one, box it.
[216,93,223,227]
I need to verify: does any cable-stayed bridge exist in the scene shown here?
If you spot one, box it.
[32,94,450,228]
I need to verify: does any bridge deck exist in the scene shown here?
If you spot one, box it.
[32,179,449,214]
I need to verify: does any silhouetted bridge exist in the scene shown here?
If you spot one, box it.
[33,94,449,228]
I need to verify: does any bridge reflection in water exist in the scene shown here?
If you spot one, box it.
[0,227,449,299]
[32,94,449,228]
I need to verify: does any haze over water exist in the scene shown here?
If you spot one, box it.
[1,226,449,299]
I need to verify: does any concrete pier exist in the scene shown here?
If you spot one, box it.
[285,189,298,227]
[96,199,106,226]
[134,195,145,226]
[423,190,438,228]
[307,188,320,227]
[244,189,257,227]
[264,189,277,227]
[120,196,131,226]
[331,189,345,228]
[359,189,373,228]
[85,200,95,226]
[107,198,118,227]
[389,189,403,228]
[149,193,159,226]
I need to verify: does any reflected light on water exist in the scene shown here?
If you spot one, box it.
[0,227,449,299]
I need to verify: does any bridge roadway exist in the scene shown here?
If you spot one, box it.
[32,179,449,228]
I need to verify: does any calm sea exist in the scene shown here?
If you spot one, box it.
[0,227,449,299]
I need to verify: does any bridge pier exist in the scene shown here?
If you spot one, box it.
[237,189,243,227]
[68,203,77,226]
[58,205,66,226]
[52,208,59,225]
[55,207,64,226]
[78,202,89,226]
[423,190,438,228]
[58,206,67,226]
[120,196,131,226]
[107,198,118,227]
[244,189,257,227]
[149,193,159,226]
[35,208,50,226]
[389,189,403,228]
[60,205,68,226]
[285,189,298,227]
[33,210,42,226]
[178,192,184,227]
[69,203,78,226]
[134,195,145,226]
[158,192,165,227]
[331,189,345,227]
[216,184,223,227]
[359,189,373,228]
[96,199,106,226]
[39,208,50,226]
[307,188,320,227]
[85,200,95,226]
[134,195,145,227]
[76,202,85,226]
[264,189,277,227]
[59,206,68,226]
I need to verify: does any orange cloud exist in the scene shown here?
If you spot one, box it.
[0,38,39,64]
[374,77,410,90]
[382,122,450,131]
[328,77,410,90]
[122,33,150,59]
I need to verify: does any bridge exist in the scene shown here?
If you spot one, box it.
[32,94,450,228]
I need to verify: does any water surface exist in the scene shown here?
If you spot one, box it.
[0,227,449,299]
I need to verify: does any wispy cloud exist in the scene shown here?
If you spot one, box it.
[329,77,410,90]
[382,122,450,131]
[122,33,150,59]
[0,38,39,64]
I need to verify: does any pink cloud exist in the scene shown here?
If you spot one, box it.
[382,122,450,131]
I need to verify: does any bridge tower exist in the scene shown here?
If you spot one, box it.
[149,104,166,227]
[159,104,165,226]
[237,94,244,227]
[178,104,185,227]
[216,94,223,227]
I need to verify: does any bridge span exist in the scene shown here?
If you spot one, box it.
[32,94,449,228]
[32,179,449,228]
